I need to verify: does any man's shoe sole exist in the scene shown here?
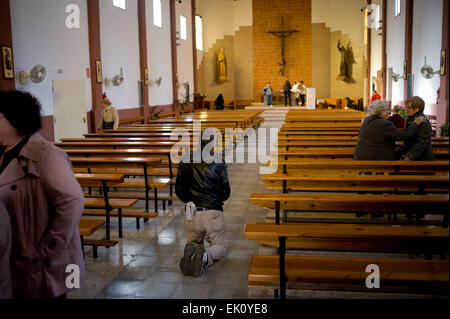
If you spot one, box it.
[190,244,206,277]
[180,243,197,276]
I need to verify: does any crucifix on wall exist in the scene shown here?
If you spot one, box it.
[267,17,299,76]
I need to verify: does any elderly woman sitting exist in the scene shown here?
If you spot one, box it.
[354,100,425,160]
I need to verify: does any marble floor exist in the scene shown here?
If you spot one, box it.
[68,161,271,299]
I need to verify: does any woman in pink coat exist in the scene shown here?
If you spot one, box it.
[0,91,85,299]
[0,202,12,299]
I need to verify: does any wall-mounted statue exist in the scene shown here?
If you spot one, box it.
[217,47,227,83]
[337,39,357,82]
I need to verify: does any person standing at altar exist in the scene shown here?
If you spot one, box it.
[263,83,274,106]
[291,81,300,106]
[299,81,307,106]
[283,80,292,106]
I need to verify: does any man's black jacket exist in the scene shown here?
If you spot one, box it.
[175,159,230,211]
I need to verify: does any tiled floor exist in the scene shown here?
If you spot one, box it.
[68,160,270,299]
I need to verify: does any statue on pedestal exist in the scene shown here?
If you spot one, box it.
[337,39,356,82]
[217,48,227,83]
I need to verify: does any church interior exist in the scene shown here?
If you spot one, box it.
[0,0,448,300]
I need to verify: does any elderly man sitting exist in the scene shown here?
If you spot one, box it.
[354,100,426,160]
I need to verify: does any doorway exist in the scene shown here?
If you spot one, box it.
[52,80,88,142]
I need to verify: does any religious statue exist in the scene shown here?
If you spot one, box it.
[346,42,356,80]
[337,40,347,78]
[337,39,357,82]
[217,48,227,83]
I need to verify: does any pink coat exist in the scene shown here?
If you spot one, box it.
[0,202,12,299]
[0,133,85,299]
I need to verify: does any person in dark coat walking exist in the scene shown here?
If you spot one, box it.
[283,80,292,106]
[401,96,435,161]
[354,100,426,160]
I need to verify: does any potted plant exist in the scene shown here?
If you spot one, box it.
[149,106,163,120]
[399,108,407,119]
[175,82,193,113]
[440,123,449,137]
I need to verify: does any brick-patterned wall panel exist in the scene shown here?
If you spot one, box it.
[253,0,312,101]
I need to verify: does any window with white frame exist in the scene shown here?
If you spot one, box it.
[195,15,203,51]
[180,15,187,40]
[375,4,381,30]
[113,0,126,10]
[153,0,162,28]
[394,0,401,17]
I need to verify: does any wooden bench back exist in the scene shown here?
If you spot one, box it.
[244,223,449,254]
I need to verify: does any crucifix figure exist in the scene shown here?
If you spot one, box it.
[267,17,299,76]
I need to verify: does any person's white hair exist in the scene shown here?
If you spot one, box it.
[368,100,389,116]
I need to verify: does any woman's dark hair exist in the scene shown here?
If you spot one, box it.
[0,90,42,136]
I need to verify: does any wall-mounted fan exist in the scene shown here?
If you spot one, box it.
[105,67,124,87]
[20,65,47,85]
[391,70,405,82]
[420,56,439,79]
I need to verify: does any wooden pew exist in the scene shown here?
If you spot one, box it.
[157,111,177,118]
[119,116,145,126]
[245,109,449,298]
[273,159,450,175]
[79,218,110,258]
[248,254,448,298]
[277,136,448,142]
[262,173,449,194]
[244,223,449,254]
[277,140,449,151]
[249,193,449,226]
[76,173,126,240]
[84,198,139,238]
[277,132,361,137]
[76,173,130,258]
[277,149,449,160]
[84,132,234,147]
[71,157,161,213]
[281,122,363,127]
[245,223,449,298]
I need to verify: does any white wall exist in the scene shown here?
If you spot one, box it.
[312,0,366,47]
[232,0,253,34]
[411,0,442,108]
[147,0,173,106]
[386,0,405,104]
[197,0,252,52]
[100,0,140,110]
[10,0,92,116]
[176,0,194,102]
